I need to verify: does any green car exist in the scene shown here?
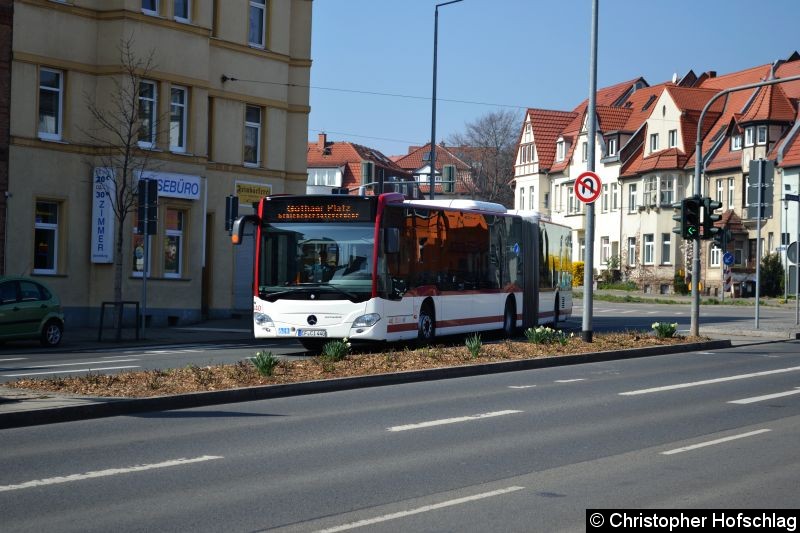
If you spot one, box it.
[0,276,65,347]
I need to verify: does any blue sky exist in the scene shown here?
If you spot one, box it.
[308,0,800,157]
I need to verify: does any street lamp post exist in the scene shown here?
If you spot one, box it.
[429,0,463,200]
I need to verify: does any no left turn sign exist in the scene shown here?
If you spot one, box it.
[574,171,602,204]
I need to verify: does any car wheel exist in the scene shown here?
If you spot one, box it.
[503,298,516,338]
[41,320,63,347]
[417,302,436,345]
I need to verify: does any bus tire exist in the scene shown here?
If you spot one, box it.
[502,297,516,338]
[417,301,436,345]
[552,293,560,328]
[300,339,327,353]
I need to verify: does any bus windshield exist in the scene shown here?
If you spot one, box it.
[258,222,374,302]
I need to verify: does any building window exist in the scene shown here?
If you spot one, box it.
[643,177,657,206]
[33,201,59,274]
[768,232,774,253]
[710,245,721,267]
[728,177,734,208]
[668,129,677,148]
[716,178,723,204]
[529,187,535,211]
[169,86,188,153]
[138,80,157,149]
[601,237,610,264]
[142,0,159,15]
[661,233,671,264]
[582,142,588,162]
[607,137,618,156]
[731,134,742,151]
[519,187,525,210]
[734,247,743,265]
[244,105,261,166]
[556,140,565,162]
[611,183,618,211]
[164,209,184,278]
[757,125,767,145]
[601,184,608,212]
[307,168,342,186]
[643,234,655,265]
[628,184,638,212]
[567,186,575,214]
[38,68,63,141]
[659,176,675,206]
[627,237,636,266]
[649,133,659,152]
[174,0,189,21]
[543,192,549,209]
[744,126,754,147]
[248,0,267,48]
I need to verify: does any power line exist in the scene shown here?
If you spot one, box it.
[222,76,528,110]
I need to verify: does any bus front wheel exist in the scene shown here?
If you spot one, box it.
[300,339,326,353]
[417,303,436,344]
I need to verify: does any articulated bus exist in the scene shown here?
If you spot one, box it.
[232,193,572,351]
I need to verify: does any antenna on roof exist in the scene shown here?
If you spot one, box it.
[671,72,678,84]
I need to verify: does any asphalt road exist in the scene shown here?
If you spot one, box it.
[0,300,796,382]
[1,340,799,532]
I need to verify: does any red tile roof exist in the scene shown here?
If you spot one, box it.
[739,83,796,124]
[624,147,689,175]
[775,58,800,99]
[596,106,631,132]
[393,143,470,172]
[525,108,578,171]
[697,63,772,91]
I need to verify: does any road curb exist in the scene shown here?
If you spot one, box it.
[0,339,731,429]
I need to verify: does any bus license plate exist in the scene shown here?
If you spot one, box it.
[298,329,326,337]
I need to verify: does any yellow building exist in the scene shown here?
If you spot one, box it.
[2,0,312,326]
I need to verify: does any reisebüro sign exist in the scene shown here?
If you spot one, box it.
[135,170,201,201]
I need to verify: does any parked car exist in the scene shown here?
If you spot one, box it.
[0,276,65,346]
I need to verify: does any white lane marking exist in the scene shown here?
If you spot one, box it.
[0,357,27,362]
[3,366,140,377]
[729,388,800,404]
[554,379,585,383]
[661,430,771,455]
[315,486,525,532]
[142,349,203,355]
[619,365,800,396]
[387,410,523,432]
[508,385,537,389]
[0,455,223,492]
[10,358,139,369]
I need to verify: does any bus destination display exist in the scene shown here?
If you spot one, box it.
[265,197,374,222]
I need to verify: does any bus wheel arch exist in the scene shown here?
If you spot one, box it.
[502,296,516,337]
[417,299,436,344]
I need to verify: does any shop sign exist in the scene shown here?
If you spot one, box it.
[136,170,201,200]
[235,181,272,206]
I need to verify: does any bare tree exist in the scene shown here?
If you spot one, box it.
[447,109,520,207]
[81,36,164,338]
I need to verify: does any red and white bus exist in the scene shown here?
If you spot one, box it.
[232,193,572,351]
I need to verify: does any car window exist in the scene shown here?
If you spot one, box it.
[0,281,18,304]
[19,281,44,301]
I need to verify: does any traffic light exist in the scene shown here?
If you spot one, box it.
[702,197,722,241]
[671,200,684,236]
[682,195,702,240]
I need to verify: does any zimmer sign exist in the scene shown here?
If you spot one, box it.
[91,167,116,263]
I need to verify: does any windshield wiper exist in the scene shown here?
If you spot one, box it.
[262,283,360,302]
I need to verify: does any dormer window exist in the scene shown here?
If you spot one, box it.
[731,134,742,151]
[744,126,754,147]
[607,137,618,156]
[649,133,659,152]
[556,140,565,162]
[668,129,677,148]
[757,125,767,145]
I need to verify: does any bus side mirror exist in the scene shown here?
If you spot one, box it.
[384,228,400,254]
[231,215,260,245]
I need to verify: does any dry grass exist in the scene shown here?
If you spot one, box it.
[5,332,704,398]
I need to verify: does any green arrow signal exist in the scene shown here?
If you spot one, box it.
[687,226,697,236]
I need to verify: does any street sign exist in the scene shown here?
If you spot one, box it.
[723,251,734,266]
[786,193,800,202]
[574,171,602,203]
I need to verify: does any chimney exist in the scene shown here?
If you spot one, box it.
[318,133,327,151]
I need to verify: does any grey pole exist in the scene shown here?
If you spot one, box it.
[691,73,800,336]
[581,0,598,343]
[430,0,463,200]
[755,160,763,329]
[796,199,799,325]
[785,199,789,301]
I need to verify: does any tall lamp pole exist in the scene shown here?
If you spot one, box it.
[430,0,463,200]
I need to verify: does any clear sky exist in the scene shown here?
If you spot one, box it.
[308,0,800,158]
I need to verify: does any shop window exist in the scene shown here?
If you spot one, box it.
[33,201,59,274]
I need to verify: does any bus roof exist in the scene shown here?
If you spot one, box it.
[402,199,508,214]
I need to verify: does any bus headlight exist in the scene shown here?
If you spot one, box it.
[254,312,274,327]
[352,313,380,328]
